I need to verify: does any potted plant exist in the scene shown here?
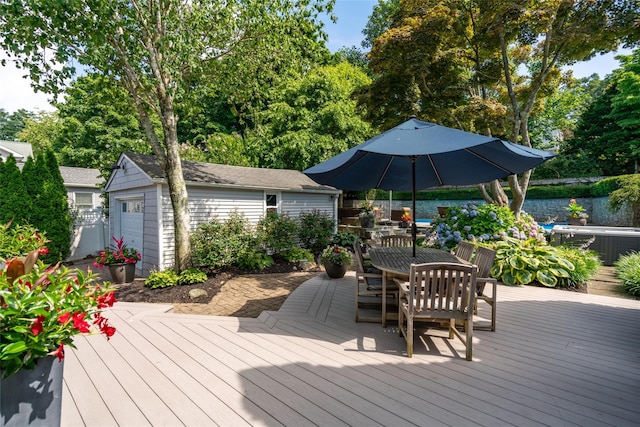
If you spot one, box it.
[93,236,141,284]
[1,224,116,426]
[359,200,376,228]
[321,244,352,278]
[565,199,588,226]
[400,211,412,228]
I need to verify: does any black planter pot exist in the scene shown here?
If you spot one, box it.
[323,261,349,278]
[1,356,64,427]
[108,262,136,284]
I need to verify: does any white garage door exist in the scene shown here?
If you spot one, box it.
[119,199,144,256]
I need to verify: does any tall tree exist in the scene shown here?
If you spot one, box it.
[245,62,374,171]
[362,0,639,214]
[0,0,333,271]
[567,49,640,175]
[0,155,30,224]
[53,73,151,172]
[0,108,35,140]
[17,111,61,155]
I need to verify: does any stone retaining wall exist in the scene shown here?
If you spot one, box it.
[350,197,634,226]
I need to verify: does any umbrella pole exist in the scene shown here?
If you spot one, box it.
[412,158,416,257]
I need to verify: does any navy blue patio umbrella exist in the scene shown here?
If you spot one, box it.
[303,118,556,256]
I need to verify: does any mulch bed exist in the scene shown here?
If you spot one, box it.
[112,261,320,305]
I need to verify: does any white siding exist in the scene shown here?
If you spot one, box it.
[159,187,266,270]
[281,192,336,219]
[106,159,154,192]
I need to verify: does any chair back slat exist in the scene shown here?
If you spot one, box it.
[380,234,413,247]
[409,262,476,317]
[474,246,497,278]
[454,241,475,262]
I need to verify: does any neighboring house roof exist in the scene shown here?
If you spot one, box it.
[120,152,339,193]
[59,166,102,189]
[0,140,33,162]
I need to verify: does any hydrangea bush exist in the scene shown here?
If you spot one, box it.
[425,203,544,250]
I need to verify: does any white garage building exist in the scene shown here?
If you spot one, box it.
[104,153,340,275]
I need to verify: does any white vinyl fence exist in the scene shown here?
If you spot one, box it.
[68,208,108,261]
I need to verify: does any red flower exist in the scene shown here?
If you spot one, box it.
[39,247,49,255]
[97,291,117,308]
[54,344,65,361]
[58,312,71,324]
[31,315,46,335]
[72,312,90,333]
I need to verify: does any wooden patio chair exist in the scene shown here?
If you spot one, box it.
[379,234,413,248]
[473,246,498,331]
[454,241,475,262]
[354,243,397,322]
[396,262,477,360]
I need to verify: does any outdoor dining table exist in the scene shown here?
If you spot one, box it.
[368,246,467,327]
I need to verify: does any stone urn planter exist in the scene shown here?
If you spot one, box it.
[568,217,587,226]
[1,356,64,427]
[108,262,136,284]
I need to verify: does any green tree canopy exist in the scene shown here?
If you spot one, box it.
[0,108,36,141]
[0,0,334,271]
[245,62,374,171]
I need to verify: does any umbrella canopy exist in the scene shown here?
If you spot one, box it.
[304,118,556,255]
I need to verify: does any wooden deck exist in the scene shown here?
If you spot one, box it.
[62,272,640,426]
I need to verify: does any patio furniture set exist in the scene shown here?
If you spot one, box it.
[354,239,497,361]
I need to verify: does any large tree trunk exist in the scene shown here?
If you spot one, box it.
[164,137,191,272]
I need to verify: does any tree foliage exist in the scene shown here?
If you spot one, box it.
[246,62,374,171]
[0,0,334,271]
[0,108,35,141]
[566,49,640,175]
[361,0,639,214]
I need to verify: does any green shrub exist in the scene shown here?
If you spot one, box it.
[282,247,314,263]
[615,252,640,296]
[256,212,298,256]
[489,238,574,287]
[145,270,179,289]
[178,267,208,285]
[236,249,274,270]
[190,210,255,269]
[608,174,640,212]
[0,222,49,260]
[425,203,546,250]
[297,210,335,256]
[555,246,601,288]
[330,230,360,250]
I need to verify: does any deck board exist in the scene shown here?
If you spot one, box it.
[62,272,640,426]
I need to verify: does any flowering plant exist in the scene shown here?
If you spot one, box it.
[0,221,49,261]
[565,199,588,218]
[321,244,352,266]
[93,236,141,268]
[401,212,412,222]
[1,248,117,378]
[359,200,374,216]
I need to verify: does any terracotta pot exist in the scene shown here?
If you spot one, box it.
[1,356,64,427]
[568,217,587,226]
[323,261,349,279]
[108,262,136,284]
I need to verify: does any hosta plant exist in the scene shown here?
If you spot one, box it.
[490,238,575,287]
[1,250,117,378]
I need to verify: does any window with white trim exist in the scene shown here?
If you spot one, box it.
[74,192,94,209]
[266,194,278,214]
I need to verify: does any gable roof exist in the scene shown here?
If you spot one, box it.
[59,166,102,188]
[120,152,338,193]
[0,140,33,162]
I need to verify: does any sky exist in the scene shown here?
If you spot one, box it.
[0,0,631,114]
